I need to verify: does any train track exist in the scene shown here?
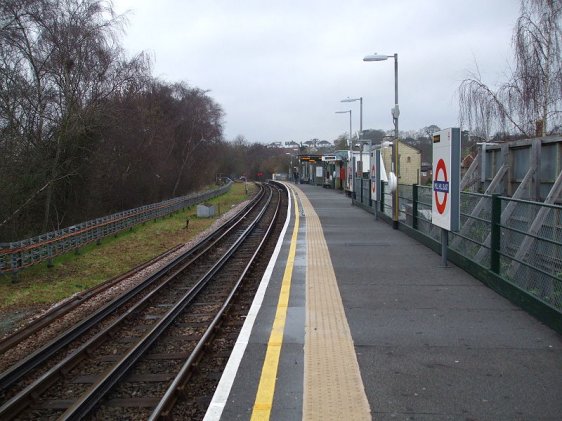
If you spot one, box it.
[0,182,287,420]
[0,244,185,356]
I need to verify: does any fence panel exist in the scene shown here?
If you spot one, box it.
[0,182,232,274]
[498,198,562,309]
[394,184,562,313]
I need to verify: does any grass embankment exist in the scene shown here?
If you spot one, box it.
[0,183,256,314]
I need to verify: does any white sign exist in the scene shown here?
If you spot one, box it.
[431,128,460,231]
[370,161,377,200]
[370,153,389,201]
[315,166,323,178]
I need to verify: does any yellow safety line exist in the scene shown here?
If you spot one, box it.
[299,189,371,420]
[250,186,299,421]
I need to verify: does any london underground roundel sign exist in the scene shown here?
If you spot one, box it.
[433,158,449,214]
[432,128,460,231]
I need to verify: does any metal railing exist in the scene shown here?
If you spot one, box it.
[353,179,562,321]
[0,182,232,274]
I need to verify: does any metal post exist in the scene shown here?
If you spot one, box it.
[490,194,501,274]
[359,97,363,178]
[349,110,354,200]
[359,97,363,139]
[380,179,385,213]
[352,156,356,200]
[360,178,363,203]
[291,155,294,182]
[392,53,400,230]
[341,97,363,179]
[349,110,353,150]
[375,149,382,220]
[369,140,373,208]
[440,228,448,267]
[412,184,418,230]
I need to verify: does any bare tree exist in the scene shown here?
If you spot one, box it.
[459,0,562,139]
[168,84,224,196]
[333,133,349,150]
[422,125,441,139]
[513,0,562,134]
[0,0,149,235]
[1,1,226,241]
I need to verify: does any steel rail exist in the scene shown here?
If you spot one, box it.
[0,244,184,355]
[149,184,283,420]
[0,185,264,393]
[59,185,276,420]
[0,185,268,419]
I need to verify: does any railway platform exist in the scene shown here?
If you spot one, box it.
[205,182,562,421]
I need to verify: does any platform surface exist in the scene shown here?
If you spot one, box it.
[207,183,562,421]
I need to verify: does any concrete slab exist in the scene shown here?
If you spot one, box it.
[359,345,561,421]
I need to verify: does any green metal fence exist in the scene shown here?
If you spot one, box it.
[0,182,233,275]
[353,179,562,331]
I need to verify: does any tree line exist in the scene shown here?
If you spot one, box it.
[0,0,234,241]
[0,0,304,242]
[459,0,561,140]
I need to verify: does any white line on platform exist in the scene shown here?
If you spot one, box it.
[203,184,293,421]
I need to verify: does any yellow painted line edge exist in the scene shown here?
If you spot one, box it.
[300,189,372,420]
[203,184,293,421]
[250,186,300,421]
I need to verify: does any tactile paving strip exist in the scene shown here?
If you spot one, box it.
[296,187,371,420]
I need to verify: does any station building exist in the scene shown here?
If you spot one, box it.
[296,141,422,194]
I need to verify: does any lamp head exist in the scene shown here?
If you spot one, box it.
[341,97,360,103]
[363,53,390,62]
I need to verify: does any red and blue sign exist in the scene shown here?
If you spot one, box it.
[433,158,449,215]
[432,129,460,231]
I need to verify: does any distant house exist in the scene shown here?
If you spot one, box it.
[381,140,422,185]
[284,141,300,148]
[317,140,332,148]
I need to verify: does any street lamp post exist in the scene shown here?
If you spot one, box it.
[341,97,363,176]
[286,149,299,182]
[336,110,353,196]
[363,52,400,229]
[335,109,352,149]
[285,152,293,182]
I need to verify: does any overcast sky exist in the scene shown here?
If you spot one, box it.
[112,0,520,143]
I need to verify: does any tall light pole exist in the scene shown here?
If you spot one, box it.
[285,152,292,182]
[336,110,353,196]
[335,110,352,148]
[364,52,400,229]
[286,149,299,182]
[341,97,363,176]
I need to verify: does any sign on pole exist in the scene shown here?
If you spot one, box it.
[370,151,388,201]
[347,160,353,192]
[370,159,377,200]
[432,128,460,231]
